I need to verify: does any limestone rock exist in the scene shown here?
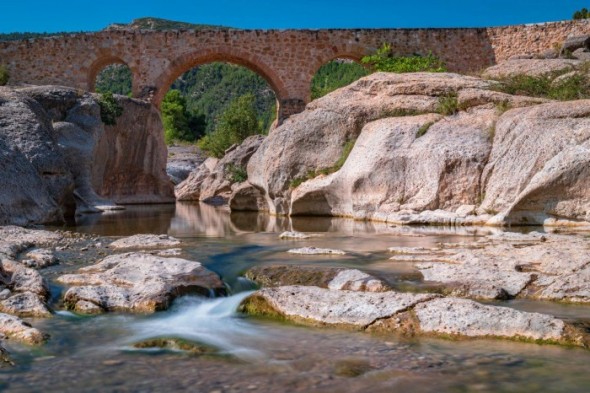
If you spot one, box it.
[92,96,174,204]
[481,100,590,225]
[247,73,489,215]
[412,298,571,343]
[109,234,181,250]
[58,253,225,313]
[0,313,46,345]
[244,265,389,292]
[242,286,588,347]
[287,247,346,255]
[0,88,74,225]
[482,59,580,79]
[176,135,264,204]
[0,292,51,317]
[289,109,493,222]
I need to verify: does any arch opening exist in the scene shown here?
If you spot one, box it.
[88,57,133,96]
[310,57,368,101]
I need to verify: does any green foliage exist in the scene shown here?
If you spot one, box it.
[380,108,426,118]
[436,93,459,116]
[491,72,590,101]
[289,139,356,188]
[361,44,447,73]
[110,17,231,31]
[198,94,262,158]
[416,122,434,138]
[95,64,132,96]
[0,65,9,86]
[161,90,206,144]
[226,164,248,183]
[98,92,123,126]
[573,8,590,19]
[311,60,368,99]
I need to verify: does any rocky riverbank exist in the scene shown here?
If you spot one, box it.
[178,59,590,228]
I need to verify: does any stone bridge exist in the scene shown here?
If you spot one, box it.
[1,20,589,123]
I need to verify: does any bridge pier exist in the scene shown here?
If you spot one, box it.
[277,98,307,125]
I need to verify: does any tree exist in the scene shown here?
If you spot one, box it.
[573,8,590,19]
[198,93,261,157]
[161,89,206,144]
[311,60,368,99]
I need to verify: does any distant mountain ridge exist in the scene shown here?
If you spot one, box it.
[0,17,234,41]
[105,17,234,31]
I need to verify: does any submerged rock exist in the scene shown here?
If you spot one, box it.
[132,337,218,356]
[242,286,589,347]
[58,253,225,313]
[278,231,312,240]
[22,248,58,269]
[109,234,181,250]
[245,265,390,292]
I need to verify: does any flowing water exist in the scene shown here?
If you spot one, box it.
[2,202,590,392]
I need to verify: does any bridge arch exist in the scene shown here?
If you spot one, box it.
[150,48,289,114]
[87,54,137,94]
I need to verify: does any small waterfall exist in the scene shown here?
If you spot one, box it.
[127,291,265,360]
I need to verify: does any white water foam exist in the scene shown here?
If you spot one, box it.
[125,291,267,360]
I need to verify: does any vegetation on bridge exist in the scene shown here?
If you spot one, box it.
[361,44,447,73]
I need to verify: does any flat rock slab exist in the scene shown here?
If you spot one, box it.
[242,286,589,347]
[412,298,567,343]
[413,233,590,303]
[0,312,46,345]
[109,234,181,250]
[0,226,61,245]
[58,252,225,313]
[242,285,438,327]
[287,247,346,255]
[245,265,390,292]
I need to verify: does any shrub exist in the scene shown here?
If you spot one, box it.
[361,44,447,73]
[495,100,512,114]
[0,65,9,86]
[162,89,206,144]
[226,163,248,183]
[98,92,123,126]
[436,93,459,116]
[490,72,590,101]
[198,93,262,158]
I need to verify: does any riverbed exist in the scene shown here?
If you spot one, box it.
[1,202,590,392]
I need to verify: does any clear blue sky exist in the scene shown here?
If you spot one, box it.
[1,0,589,33]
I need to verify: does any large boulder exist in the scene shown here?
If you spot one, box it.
[176,135,264,204]
[290,109,493,222]
[58,252,225,313]
[0,87,74,224]
[247,73,490,215]
[481,100,590,225]
[92,96,174,204]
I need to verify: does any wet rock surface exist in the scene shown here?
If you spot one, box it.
[0,312,46,345]
[287,247,346,255]
[58,252,226,313]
